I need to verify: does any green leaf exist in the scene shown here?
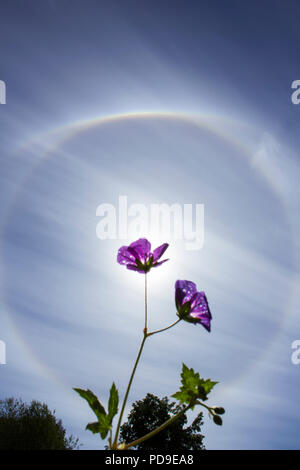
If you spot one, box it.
[172,364,218,406]
[86,421,100,434]
[181,363,200,393]
[197,378,218,401]
[108,382,119,423]
[172,390,191,404]
[200,378,218,395]
[74,386,118,440]
[86,418,112,439]
[98,413,112,439]
[73,388,106,419]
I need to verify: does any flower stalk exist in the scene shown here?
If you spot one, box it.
[144,273,148,333]
[74,238,224,451]
[112,331,147,449]
[147,318,181,337]
[112,272,182,449]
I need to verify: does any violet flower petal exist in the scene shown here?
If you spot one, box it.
[126,264,146,274]
[152,259,169,268]
[190,313,211,332]
[175,280,197,307]
[128,238,151,263]
[117,246,137,266]
[190,292,211,313]
[152,243,169,262]
[190,292,212,331]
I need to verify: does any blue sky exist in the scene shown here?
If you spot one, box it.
[1,0,300,449]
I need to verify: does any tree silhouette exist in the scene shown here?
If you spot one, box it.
[120,393,205,450]
[0,397,79,450]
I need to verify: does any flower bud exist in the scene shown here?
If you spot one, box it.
[213,414,223,426]
[212,406,225,415]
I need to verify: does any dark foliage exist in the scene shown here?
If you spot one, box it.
[120,393,205,451]
[0,397,80,450]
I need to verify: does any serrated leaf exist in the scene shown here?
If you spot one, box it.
[171,390,190,404]
[197,379,218,401]
[87,417,111,439]
[197,386,208,401]
[86,421,100,434]
[173,364,219,406]
[200,378,218,395]
[181,363,201,395]
[73,388,106,419]
[108,382,119,422]
[98,413,111,439]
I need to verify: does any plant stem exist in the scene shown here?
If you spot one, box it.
[195,400,214,415]
[112,332,147,448]
[113,273,149,449]
[122,403,192,450]
[144,273,148,332]
[147,318,181,337]
[112,275,181,449]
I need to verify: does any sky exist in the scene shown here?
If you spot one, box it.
[0,0,300,450]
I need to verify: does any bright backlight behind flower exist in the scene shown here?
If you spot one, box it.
[117,238,169,273]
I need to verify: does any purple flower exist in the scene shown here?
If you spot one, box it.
[175,280,212,331]
[117,238,169,273]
